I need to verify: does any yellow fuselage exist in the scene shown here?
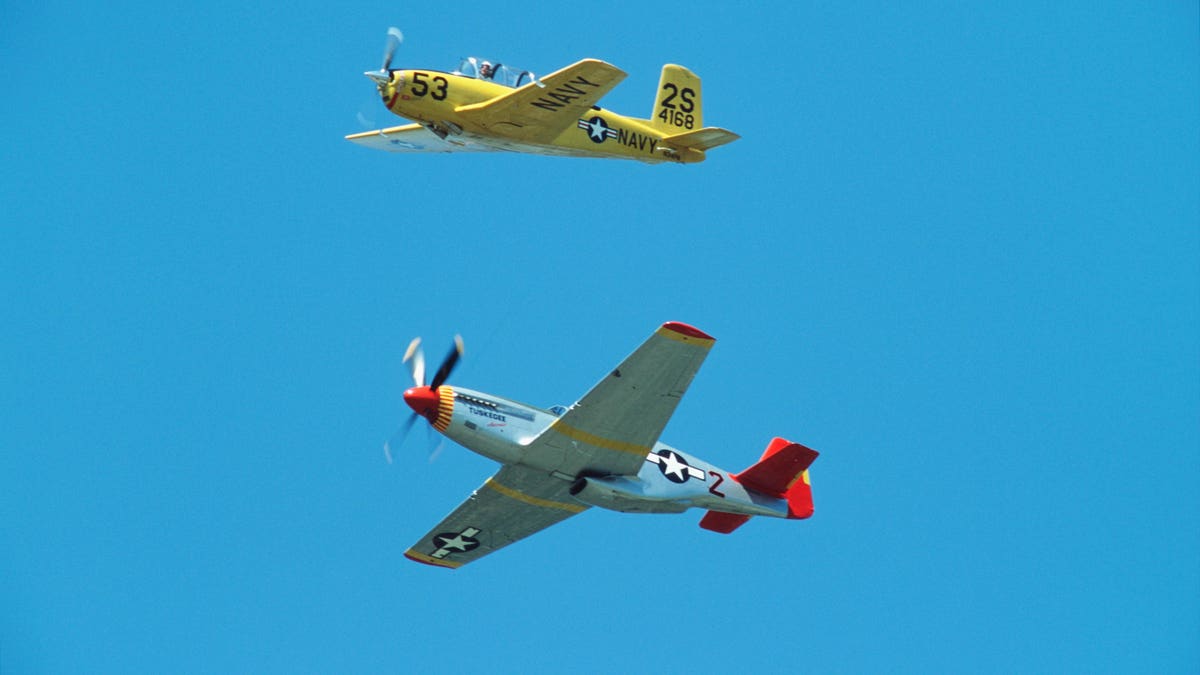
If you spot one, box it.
[380,70,697,163]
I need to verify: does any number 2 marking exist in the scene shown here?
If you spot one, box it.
[708,471,726,498]
[661,82,679,109]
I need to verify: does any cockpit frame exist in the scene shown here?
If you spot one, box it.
[454,56,537,88]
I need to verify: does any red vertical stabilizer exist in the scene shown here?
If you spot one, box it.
[736,437,817,519]
[699,438,818,533]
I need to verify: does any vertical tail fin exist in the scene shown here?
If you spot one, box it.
[735,437,818,519]
[699,438,818,534]
[650,64,702,133]
[785,468,815,520]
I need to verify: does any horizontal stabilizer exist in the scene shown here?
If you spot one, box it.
[699,511,751,534]
[698,437,818,534]
[657,127,740,152]
[734,437,817,520]
[735,438,818,497]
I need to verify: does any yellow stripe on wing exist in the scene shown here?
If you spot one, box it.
[546,420,651,457]
[404,549,464,569]
[654,325,716,347]
[485,478,587,513]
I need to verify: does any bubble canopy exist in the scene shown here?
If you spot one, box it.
[454,56,537,88]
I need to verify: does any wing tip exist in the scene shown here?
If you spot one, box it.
[580,57,625,72]
[661,321,715,341]
[404,550,462,569]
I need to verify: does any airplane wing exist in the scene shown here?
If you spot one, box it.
[404,464,588,569]
[454,59,627,142]
[344,123,498,153]
[527,322,716,479]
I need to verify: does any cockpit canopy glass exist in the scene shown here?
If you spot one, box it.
[455,57,536,88]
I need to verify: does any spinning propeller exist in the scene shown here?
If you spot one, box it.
[384,334,464,463]
[365,27,403,86]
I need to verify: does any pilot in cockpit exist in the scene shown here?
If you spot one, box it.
[479,61,495,79]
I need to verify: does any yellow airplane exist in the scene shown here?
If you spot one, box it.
[346,28,740,164]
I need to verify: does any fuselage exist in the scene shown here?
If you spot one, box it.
[410,384,794,519]
[377,69,690,163]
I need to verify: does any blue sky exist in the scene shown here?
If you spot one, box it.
[3,2,1197,672]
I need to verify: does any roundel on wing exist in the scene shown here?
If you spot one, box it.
[434,531,480,552]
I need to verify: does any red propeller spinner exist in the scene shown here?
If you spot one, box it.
[403,386,441,420]
[400,335,463,422]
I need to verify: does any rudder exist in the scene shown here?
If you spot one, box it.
[698,438,818,534]
[651,64,703,133]
[735,437,817,520]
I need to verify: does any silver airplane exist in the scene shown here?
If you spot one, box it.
[395,322,819,569]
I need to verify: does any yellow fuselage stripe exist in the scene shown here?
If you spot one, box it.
[485,478,587,513]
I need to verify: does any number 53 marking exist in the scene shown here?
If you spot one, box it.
[410,72,448,101]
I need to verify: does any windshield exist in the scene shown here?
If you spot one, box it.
[454,57,536,88]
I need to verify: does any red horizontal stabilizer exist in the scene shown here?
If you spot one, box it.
[699,510,751,534]
[734,437,819,497]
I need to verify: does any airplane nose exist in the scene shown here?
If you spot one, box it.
[403,386,440,419]
[365,69,391,86]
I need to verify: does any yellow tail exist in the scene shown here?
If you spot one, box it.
[650,64,703,133]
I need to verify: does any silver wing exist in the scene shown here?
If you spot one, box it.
[404,322,715,568]
[404,464,587,569]
[527,322,715,479]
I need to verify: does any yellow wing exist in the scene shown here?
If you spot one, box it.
[344,123,498,153]
[454,59,626,142]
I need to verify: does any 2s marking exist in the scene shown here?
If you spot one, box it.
[658,83,696,128]
[659,83,695,112]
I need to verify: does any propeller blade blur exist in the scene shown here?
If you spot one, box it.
[428,335,464,389]
[383,412,419,464]
[381,27,403,71]
[403,337,426,387]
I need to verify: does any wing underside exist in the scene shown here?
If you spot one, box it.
[405,323,714,568]
[525,322,715,479]
[345,123,498,153]
[404,465,588,569]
